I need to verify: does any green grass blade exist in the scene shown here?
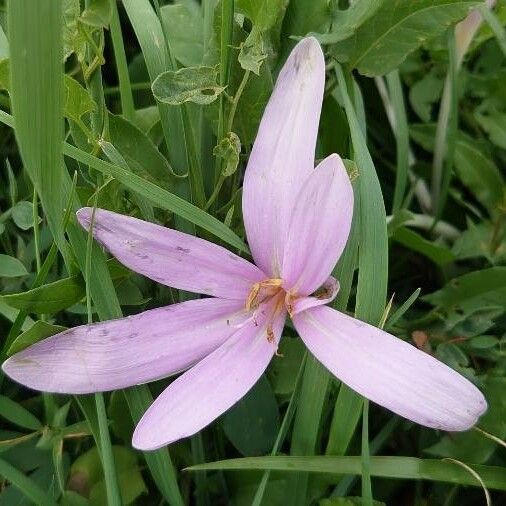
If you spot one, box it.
[124,386,185,506]
[386,70,409,213]
[110,0,135,121]
[85,204,122,506]
[335,65,389,504]
[69,141,247,252]
[188,456,506,491]
[7,0,70,268]
[0,458,58,506]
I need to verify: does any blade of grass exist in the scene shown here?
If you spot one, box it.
[4,3,184,499]
[153,0,205,208]
[124,386,184,506]
[479,4,506,57]
[285,178,360,505]
[361,401,372,505]
[335,64,389,504]
[85,203,122,506]
[252,353,307,506]
[109,0,135,122]
[431,28,458,220]
[385,70,409,214]
[7,0,71,269]
[187,456,506,491]
[0,458,58,506]
[215,0,234,183]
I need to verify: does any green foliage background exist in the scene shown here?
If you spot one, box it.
[0,0,505,504]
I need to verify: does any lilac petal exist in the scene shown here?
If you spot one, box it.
[242,37,325,277]
[293,306,487,431]
[282,154,353,296]
[2,298,247,394]
[132,301,287,450]
[287,276,339,316]
[77,208,265,300]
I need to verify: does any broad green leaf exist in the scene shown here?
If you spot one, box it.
[310,0,384,44]
[214,132,241,176]
[152,66,225,105]
[223,376,280,456]
[69,446,146,505]
[237,0,287,73]
[7,320,67,356]
[12,201,38,230]
[267,338,305,395]
[238,28,268,74]
[108,113,176,189]
[0,59,96,124]
[237,0,285,30]
[409,72,444,122]
[64,75,97,123]
[452,220,506,263]
[423,267,506,311]
[334,0,480,76]
[2,275,84,313]
[0,254,28,277]
[392,227,455,266]
[161,1,204,67]
[63,0,87,62]
[0,395,42,431]
[80,0,112,28]
[189,456,506,490]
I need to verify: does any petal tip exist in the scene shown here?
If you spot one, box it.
[291,36,325,75]
[76,207,92,229]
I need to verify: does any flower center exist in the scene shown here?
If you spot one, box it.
[245,278,284,312]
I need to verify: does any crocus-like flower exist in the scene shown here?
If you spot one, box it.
[3,38,486,451]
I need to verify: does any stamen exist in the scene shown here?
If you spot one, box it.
[245,278,283,311]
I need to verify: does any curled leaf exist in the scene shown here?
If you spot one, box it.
[152,66,225,105]
[214,132,241,177]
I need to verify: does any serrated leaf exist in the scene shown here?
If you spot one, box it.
[214,132,241,176]
[0,254,29,277]
[7,321,67,356]
[334,0,480,76]
[152,66,225,106]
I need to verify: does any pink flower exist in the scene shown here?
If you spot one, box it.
[2,38,486,451]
